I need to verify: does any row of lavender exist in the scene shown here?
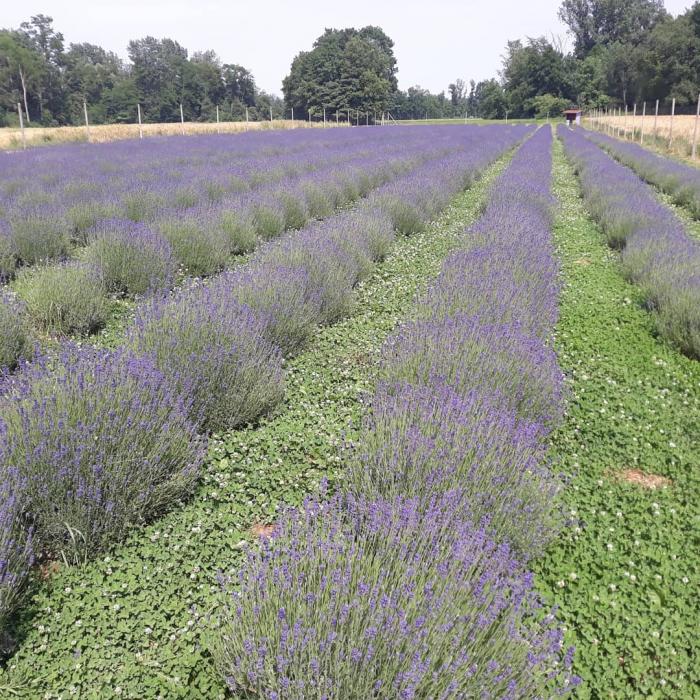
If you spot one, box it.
[560,126,700,359]
[584,129,700,219]
[213,128,579,698]
[0,128,461,281]
[0,126,529,644]
[0,128,472,368]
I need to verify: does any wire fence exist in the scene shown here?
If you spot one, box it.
[585,94,700,161]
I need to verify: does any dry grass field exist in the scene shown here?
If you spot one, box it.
[585,114,700,161]
[0,119,337,150]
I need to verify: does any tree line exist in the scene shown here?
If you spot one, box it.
[0,14,283,127]
[281,1,700,120]
[2,2,699,127]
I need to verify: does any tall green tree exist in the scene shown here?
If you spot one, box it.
[501,37,574,117]
[127,37,188,122]
[0,30,43,123]
[558,0,668,57]
[19,14,66,123]
[282,26,398,118]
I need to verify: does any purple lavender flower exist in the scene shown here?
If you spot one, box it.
[127,283,285,432]
[0,344,204,561]
[213,492,577,699]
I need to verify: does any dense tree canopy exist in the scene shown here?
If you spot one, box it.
[0,15,280,127]
[282,27,398,118]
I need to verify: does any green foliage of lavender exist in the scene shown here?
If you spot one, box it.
[0,346,204,563]
[586,131,700,220]
[156,216,230,278]
[128,286,285,433]
[223,266,323,357]
[214,493,577,699]
[9,214,70,267]
[0,465,33,642]
[85,220,175,296]
[0,293,32,372]
[15,263,108,336]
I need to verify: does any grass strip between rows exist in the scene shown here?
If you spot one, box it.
[0,150,515,699]
[533,136,700,699]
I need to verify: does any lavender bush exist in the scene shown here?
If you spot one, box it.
[15,262,107,336]
[214,492,577,699]
[0,345,204,561]
[0,293,32,372]
[560,126,700,359]
[85,219,175,296]
[380,314,564,429]
[255,232,360,325]
[222,266,323,357]
[122,190,164,222]
[349,380,559,558]
[0,221,17,281]
[9,212,70,266]
[355,128,565,557]
[586,130,700,219]
[127,285,284,432]
[156,216,230,278]
[218,208,258,254]
[66,200,117,245]
[0,461,33,642]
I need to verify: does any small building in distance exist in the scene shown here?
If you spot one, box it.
[563,108,582,126]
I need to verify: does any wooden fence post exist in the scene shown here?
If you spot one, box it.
[16,102,26,149]
[640,101,646,144]
[216,105,220,134]
[668,97,675,149]
[632,103,636,140]
[692,93,700,161]
[245,106,249,131]
[137,103,143,139]
[180,103,185,136]
[83,100,91,142]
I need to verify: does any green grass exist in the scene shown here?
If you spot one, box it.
[0,152,513,699]
[533,137,700,699]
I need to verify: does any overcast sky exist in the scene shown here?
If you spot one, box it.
[3,1,694,95]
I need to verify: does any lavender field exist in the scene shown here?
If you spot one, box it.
[0,125,698,698]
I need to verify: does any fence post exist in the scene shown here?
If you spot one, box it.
[668,97,675,149]
[653,99,659,142]
[137,103,143,139]
[323,107,326,126]
[245,106,249,131]
[16,102,26,149]
[624,104,628,139]
[640,101,646,144]
[692,92,700,160]
[83,100,91,143]
[216,105,220,134]
[291,107,294,121]
[180,103,185,136]
[632,103,636,140]
[270,105,273,122]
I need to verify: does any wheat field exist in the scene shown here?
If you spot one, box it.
[0,119,338,150]
[585,114,700,159]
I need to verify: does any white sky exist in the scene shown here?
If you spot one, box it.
[2,0,694,95]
